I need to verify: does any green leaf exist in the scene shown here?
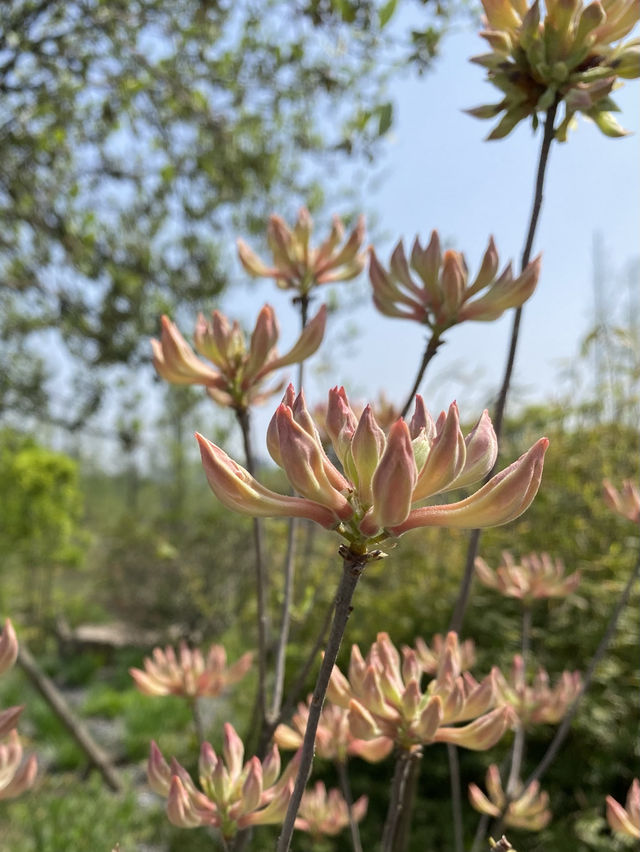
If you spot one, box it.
[377,101,393,136]
[379,0,398,28]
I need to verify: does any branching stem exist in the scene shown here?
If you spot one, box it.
[399,333,443,419]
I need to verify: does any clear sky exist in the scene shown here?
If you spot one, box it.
[220,24,639,438]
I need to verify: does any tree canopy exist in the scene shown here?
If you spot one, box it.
[0,0,447,425]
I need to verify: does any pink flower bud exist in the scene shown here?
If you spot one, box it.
[148,741,172,797]
[416,695,444,742]
[350,405,387,505]
[326,386,359,464]
[241,758,263,816]
[413,403,466,500]
[261,743,281,788]
[236,239,278,277]
[603,478,640,524]
[475,550,580,601]
[450,410,498,488]
[348,699,382,740]
[152,316,223,387]
[0,705,24,740]
[607,779,640,838]
[223,722,245,782]
[272,406,352,515]
[0,620,18,676]
[435,705,511,750]
[392,437,548,533]
[239,209,365,293]
[167,776,206,828]
[0,730,37,800]
[469,764,552,832]
[196,434,339,527]
[364,420,417,532]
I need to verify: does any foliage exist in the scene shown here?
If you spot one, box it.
[0,429,86,619]
[0,0,448,426]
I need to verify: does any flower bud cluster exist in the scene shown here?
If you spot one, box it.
[469,764,552,831]
[495,655,581,725]
[370,233,540,333]
[295,781,368,838]
[274,695,393,764]
[197,385,548,552]
[0,620,37,801]
[469,0,640,140]
[130,642,252,699]
[152,304,326,410]
[606,778,640,838]
[237,208,366,295]
[602,478,640,524]
[414,633,477,675]
[148,724,297,837]
[327,632,512,752]
[475,550,580,601]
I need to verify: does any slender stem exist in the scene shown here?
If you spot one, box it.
[448,100,559,636]
[270,517,296,719]
[505,724,526,800]
[276,552,366,852]
[382,750,412,852]
[520,605,532,661]
[447,744,465,852]
[399,333,442,420]
[236,407,269,732]
[505,606,531,796]
[270,299,309,722]
[470,813,491,852]
[272,596,334,734]
[190,697,205,746]
[382,747,423,852]
[521,546,640,792]
[393,750,423,852]
[338,760,364,852]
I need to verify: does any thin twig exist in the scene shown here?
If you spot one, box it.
[382,750,413,852]
[17,645,122,792]
[505,606,531,797]
[392,749,423,852]
[338,760,364,852]
[399,333,443,420]
[276,551,366,852]
[448,99,559,636]
[236,407,270,734]
[270,517,296,720]
[470,813,491,852]
[270,298,310,722]
[448,743,465,852]
[382,747,423,852]
[190,697,205,747]
[271,596,335,735]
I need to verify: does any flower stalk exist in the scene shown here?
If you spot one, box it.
[275,548,371,852]
[337,759,364,852]
[236,406,270,741]
[450,99,559,635]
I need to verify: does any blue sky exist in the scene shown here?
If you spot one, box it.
[223,24,639,435]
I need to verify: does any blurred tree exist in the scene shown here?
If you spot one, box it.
[0,0,448,426]
[0,429,86,622]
